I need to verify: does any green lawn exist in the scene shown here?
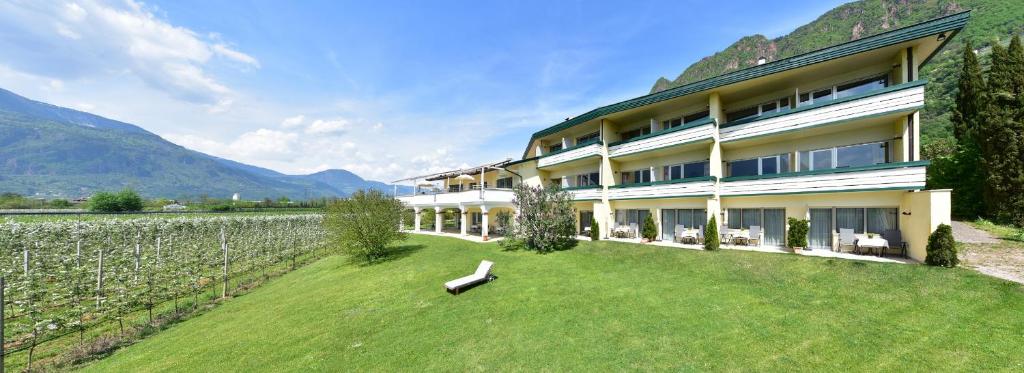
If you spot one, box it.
[83,235,1024,371]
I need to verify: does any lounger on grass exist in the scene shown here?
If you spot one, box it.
[444,260,494,295]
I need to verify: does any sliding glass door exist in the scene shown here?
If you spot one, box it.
[661,210,676,241]
[579,211,593,234]
[809,208,833,250]
[762,208,786,246]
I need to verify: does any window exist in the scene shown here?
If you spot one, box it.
[496,177,513,189]
[576,132,600,145]
[726,97,791,123]
[664,160,710,180]
[615,209,650,228]
[683,109,710,123]
[726,208,762,229]
[575,172,600,187]
[548,143,563,153]
[726,106,759,122]
[728,154,787,176]
[800,141,890,171]
[621,169,651,185]
[836,76,887,99]
[620,127,652,141]
[834,207,898,234]
[661,117,682,130]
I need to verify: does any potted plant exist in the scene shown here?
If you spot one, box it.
[787,217,809,253]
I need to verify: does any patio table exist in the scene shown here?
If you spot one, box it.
[856,236,889,256]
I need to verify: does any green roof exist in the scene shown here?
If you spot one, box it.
[522,11,970,158]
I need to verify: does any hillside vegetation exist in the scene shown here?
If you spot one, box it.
[651,0,1024,147]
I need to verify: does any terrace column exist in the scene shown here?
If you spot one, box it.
[480,205,490,239]
[460,205,469,235]
[434,207,444,233]
[413,207,422,231]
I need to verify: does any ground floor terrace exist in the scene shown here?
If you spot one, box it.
[572,188,950,262]
[401,204,516,240]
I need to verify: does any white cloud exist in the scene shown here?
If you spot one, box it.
[305,118,349,135]
[280,114,305,128]
[0,0,258,110]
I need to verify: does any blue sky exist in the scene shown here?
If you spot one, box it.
[0,0,847,181]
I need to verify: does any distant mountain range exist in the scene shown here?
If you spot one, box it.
[0,87,410,200]
[650,0,1024,148]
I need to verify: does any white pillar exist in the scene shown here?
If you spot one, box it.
[481,205,490,239]
[435,207,443,233]
[460,206,469,235]
[413,207,422,231]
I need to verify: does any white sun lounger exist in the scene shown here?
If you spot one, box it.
[444,260,494,295]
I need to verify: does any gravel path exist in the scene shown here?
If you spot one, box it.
[952,221,999,244]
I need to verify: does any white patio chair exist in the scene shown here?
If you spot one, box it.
[444,260,494,295]
[748,226,761,246]
[838,228,857,253]
[674,224,686,243]
[629,223,638,238]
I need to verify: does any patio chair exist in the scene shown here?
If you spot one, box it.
[444,260,494,295]
[881,229,908,257]
[629,223,638,239]
[747,226,761,246]
[696,226,704,244]
[838,228,857,254]
[673,224,686,243]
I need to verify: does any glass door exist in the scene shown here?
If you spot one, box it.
[661,209,676,241]
[762,209,786,246]
[580,211,593,235]
[809,208,833,250]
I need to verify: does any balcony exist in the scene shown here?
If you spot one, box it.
[607,176,717,200]
[537,140,603,169]
[398,188,515,207]
[563,185,603,201]
[719,80,926,144]
[607,117,716,160]
[719,161,928,196]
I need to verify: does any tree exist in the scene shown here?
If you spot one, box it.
[943,42,987,219]
[324,189,407,263]
[703,216,719,251]
[116,189,144,212]
[500,184,577,253]
[641,212,657,241]
[980,39,1024,226]
[925,224,958,267]
[786,217,809,249]
[589,217,600,241]
[88,189,144,212]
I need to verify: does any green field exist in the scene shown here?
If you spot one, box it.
[0,209,322,222]
[82,235,1024,371]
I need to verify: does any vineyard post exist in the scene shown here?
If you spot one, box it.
[221,227,228,298]
[2,276,5,373]
[96,248,104,308]
[134,232,141,282]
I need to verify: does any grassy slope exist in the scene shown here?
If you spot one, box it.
[84,235,1024,371]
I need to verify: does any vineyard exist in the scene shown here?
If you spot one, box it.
[0,214,326,370]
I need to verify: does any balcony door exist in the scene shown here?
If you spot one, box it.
[762,209,786,246]
[580,211,593,234]
[809,208,833,250]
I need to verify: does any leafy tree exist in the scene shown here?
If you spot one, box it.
[501,184,577,253]
[641,212,658,241]
[941,42,987,219]
[703,216,719,251]
[786,218,809,249]
[116,189,144,211]
[88,189,144,212]
[589,217,600,241]
[980,38,1024,226]
[324,189,407,263]
[925,224,959,267]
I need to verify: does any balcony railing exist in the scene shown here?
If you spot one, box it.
[607,117,716,159]
[398,188,515,206]
[537,140,603,168]
[719,80,926,143]
[562,184,603,201]
[607,176,717,200]
[719,161,928,196]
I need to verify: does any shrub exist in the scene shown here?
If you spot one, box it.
[590,217,600,241]
[925,224,959,267]
[88,189,144,212]
[501,184,577,253]
[642,212,658,241]
[324,189,407,263]
[786,217,809,249]
[116,189,144,211]
[704,216,719,251]
[208,204,234,212]
[49,199,73,208]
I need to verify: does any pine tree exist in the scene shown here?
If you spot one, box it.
[946,42,987,219]
[982,39,1024,226]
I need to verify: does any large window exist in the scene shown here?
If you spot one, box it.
[621,169,651,185]
[620,127,652,141]
[725,97,791,123]
[727,208,763,229]
[614,209,650,228]
[661,209,707,240]
[799,74,887,107]
[661,117,682,130]
[725,106,759,122]
[496,177,513,189]
[661,109,712,130]
[683,109,710,123]
[575,172,600,187]
[728,154,789,177]
[576,132,600,145]
[834,207,898,234]
[799,141,889,171]
[663,160,710,180]
[548,143,563,153]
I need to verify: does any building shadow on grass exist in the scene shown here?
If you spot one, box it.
[370,244,425,265]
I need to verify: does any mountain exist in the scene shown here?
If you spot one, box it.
[0,87,411,199]
[650,0,1024,149]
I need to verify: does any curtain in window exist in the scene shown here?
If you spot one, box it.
[867,208,897,234]
[809,209,833,249]
[742,209,761,229]
[727,209,742,229]
[693,210,707,230]
[762,209,785,246]
[677,210,693,229]
[661,209,676,241]
[835,208,865,233]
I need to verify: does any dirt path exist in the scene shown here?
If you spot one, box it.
[952,221,999,244]
[955,221,1024,285]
